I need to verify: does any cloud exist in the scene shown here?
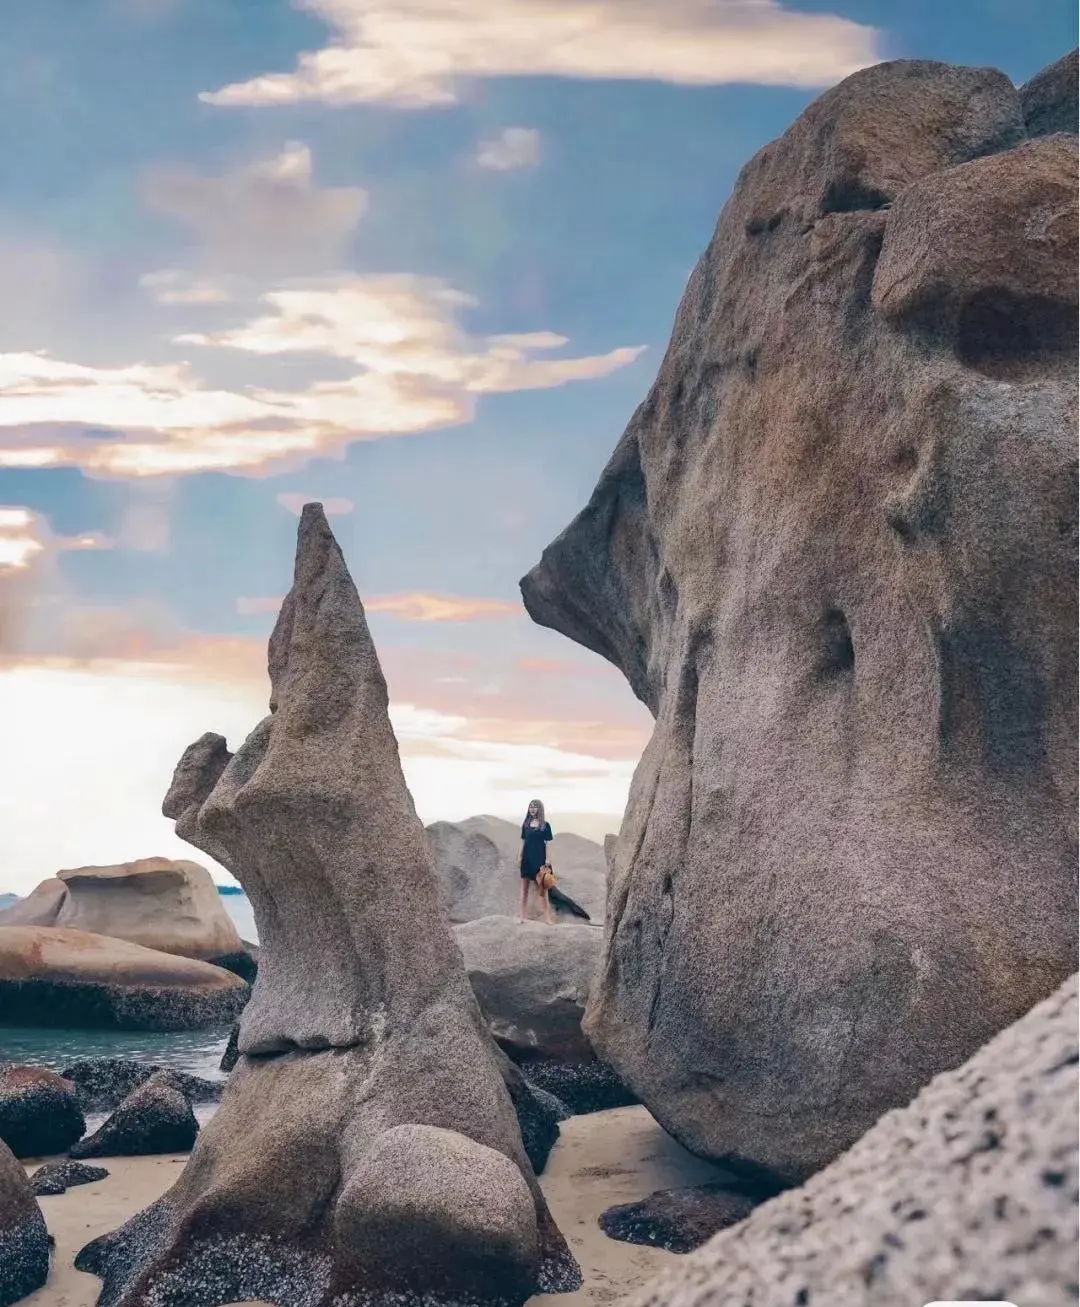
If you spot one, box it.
[141,142,368,276]
[139,270,236,305]
[199,0,880,109]
[476,127,541,172]
[236,590,521,621]
[0,276,642,477]
[276,492,354,516]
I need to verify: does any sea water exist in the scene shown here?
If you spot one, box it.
[0,892,258,1080]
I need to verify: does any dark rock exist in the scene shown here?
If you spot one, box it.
[0,1065,85,1160]
[60,1058,222,1113]
[502,1060,566,1176]
[1020,48,1079,138]
[522,55,1078,1182]
[514,1052,637,1116]
[77,504,580,1307]
[0,1139,49,1306]
[626,974,1080,1307]
[218,1023,239,1073]
[30,1160,109,1196]
[599,1181,764,1253]
[70,1073,198,1158]
[208,950,257,984]
[0,927,249,1033]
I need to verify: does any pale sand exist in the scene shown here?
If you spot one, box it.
[22,1105,722,1307]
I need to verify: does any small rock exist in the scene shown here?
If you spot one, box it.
[70,1072,198,1158]
[516,1054,637,1116]
[30,1160,109,1196]
[0,1138,49,1306]
[599,1181,764,1253]
[0,1065,85,1159]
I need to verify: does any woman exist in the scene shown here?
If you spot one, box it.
[519,798,554,924]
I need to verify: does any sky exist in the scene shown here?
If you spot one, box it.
[0,0,1075,892]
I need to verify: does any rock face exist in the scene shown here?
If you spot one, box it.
[0,1065,85,1160]
[0,878,66,927]
[522,55,1079,1181]
[427,815,606,922]
[1020,47,1078,137]
[626,973,1080,1307]
[71,1073,199,1159]
[0,926,248,1032]
[76,505,579,1307]
[0,1139,49,1307]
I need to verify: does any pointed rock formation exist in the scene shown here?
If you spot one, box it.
[77,504,579,1307]
[522,55,1079,1182]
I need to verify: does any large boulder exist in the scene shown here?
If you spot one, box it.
[0,926,248,1031]
[0,1139,49,1307]
[454,916,602,1061]
[0,878,66,927]
[0,1065,85,1159]
[75,504,579,1307]
[1020,47,1078,138]
[427,815,607,922]
[522,55,1078,1182]
[627,973,1080,1307]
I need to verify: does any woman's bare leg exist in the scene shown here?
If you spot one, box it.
[518,879,529,922]
[540,888,554,925]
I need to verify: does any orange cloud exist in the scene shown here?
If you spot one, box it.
[237,591,522,622]
[200,0,880,109]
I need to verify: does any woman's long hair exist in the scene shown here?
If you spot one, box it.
[525,798,546,826]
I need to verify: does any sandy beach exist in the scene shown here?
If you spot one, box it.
[21,1105,722,1307]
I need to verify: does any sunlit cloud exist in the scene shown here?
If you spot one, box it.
[141,142,368,277]
[0,276,642,478]
[276,492,355,516]
[236,590,522,621]
[476,126,541,172]
[200,0,880,109]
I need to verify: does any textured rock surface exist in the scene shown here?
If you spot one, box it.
[427,815,606,922]
[1020,47,1078,137]
[0,1139,49,1307]
[599,1181,761,1253]
[522,55,1079,1180]
[71,1072,199,1159]
[626,974,1080,1307]
[52,856,246,968]
[0,926,248,1032]
[0,1065,85,1160]
[77,504,578,1307]
[0,878,66,927]
[29,1159,109,1196]
[60,1058,222,1114]
[515,1054,637,1117]
[455,916,602,1061]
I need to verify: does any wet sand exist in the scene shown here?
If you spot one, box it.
[22,1104,723,1306]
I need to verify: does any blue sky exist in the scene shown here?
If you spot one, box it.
[0,0,1075,889]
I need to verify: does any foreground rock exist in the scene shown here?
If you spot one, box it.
[60,1058,222,1114]
[72,1073,199,1159]
[0,1065,85,1160]
[76,505,579,1307]
[29,1159,109,1196]
[0,926,248,1032]
[0,1139,48,1306]
[3,858,254,980]
[455,916,602,1061]
[522,55,1079,1181]
[428,815,607,922]
[627,973,1080,1307]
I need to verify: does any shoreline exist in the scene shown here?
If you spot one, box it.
[20,1104,722,1307]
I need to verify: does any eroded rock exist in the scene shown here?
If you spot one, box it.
[0,1139,48,1307]
[76,504,579,1307]
[522,54,1078,1181]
